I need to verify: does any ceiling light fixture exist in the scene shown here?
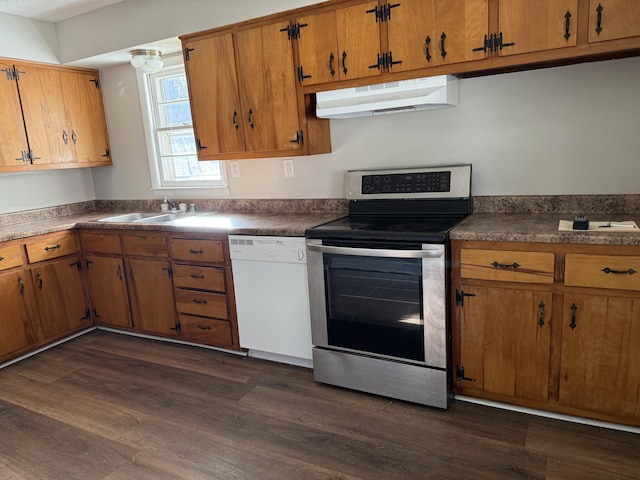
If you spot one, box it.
[130,49,163,74]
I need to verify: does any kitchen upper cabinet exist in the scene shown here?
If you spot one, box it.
[0,59,111,172]
[0,61,30,168]
[182,20,325,160]
[0,269,38,360]
[296,2,381,85]
[235,22,302,153]
[588,0,640,43]
[183,34,245,156]
[497,0,578,56]
[560,294,640,419]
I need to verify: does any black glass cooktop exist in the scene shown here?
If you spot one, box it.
[306,215,466,243]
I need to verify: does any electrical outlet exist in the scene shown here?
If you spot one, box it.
[283,159,295,177]
[230,161,241,178]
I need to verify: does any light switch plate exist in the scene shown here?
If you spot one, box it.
[283,159,295,177]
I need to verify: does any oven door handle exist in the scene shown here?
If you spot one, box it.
[306,243,443,259]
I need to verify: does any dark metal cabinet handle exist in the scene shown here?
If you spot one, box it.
[248,109,255,129]
[36,272,43,289]
[191,274,205,279]
[329,53,336,77]
[425,36,432,62]
[198,324,212,330]
[538,301,545,328]
[192,298,208,304]
[440,32,447,58]
[62,130,69,145]
[595,3,603,35]
[602,267,636,275]
[569,303,577,330]
[491,261,520,269]
[564,11,572,40]
[341,51,348,75]
[189,249,204,255]
[18,276,25,294]
[233,110,239,130]
[71,130,78,144]
[116,264,123,280]
[0,256,4,261]
[44,244,61,251]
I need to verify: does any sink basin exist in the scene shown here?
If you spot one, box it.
[134,212,206,223]
[97,212,164,223]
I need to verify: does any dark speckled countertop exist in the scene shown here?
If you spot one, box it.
[451,213,640,246]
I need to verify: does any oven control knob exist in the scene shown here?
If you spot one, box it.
[296,249,305,261]
[383,184,391,192]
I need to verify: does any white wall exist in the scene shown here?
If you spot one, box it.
[93,56,640,199]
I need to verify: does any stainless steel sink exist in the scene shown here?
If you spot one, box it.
[134,212,205,223]
[97,212,165,223]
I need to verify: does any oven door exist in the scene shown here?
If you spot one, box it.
[306,239,446,369]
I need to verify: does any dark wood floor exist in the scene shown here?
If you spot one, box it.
[0,331,638,479]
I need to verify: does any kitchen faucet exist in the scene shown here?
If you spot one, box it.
[162,196,180,213]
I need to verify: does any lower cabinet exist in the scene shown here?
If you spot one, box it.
[0,269,38,358]
[452,240,640,426]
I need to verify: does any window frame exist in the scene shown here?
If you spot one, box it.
[136,54,229,197]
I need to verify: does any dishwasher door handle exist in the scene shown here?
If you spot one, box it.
[306,243,443,259]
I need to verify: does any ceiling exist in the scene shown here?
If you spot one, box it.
[0,0,124,22]
[0,0,181,68]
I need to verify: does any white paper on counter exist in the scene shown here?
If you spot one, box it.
[558,220,640,232]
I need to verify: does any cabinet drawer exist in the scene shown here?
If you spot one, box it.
[81,232,122,254]
[565,254,640,291]
[178,314,232,346]
[122,234,168,257]
[460,249,555,284]
[0,244,23,271]
[26,232,78,263]
[173,265,226,292]
[175,289,228,319]
[171,239,224,263]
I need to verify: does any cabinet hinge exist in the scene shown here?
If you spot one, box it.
[297,65,312,83]
[290,130,304,145]
[170,319,182,333]
[162,266,173,277]
[15,150,30,163]
[70,260,83,271]
[81,308,91,321]
[184,47,195,61]
[93,308,102,319]
[2,67,15,80]
[456,365,476,383]
[455,289,476,307]
[89,78,100,89]
[101,148,111,158]
[280,23,307,40]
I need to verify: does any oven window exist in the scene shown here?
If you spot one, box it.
[324,254,424,362]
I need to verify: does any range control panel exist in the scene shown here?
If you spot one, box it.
[346,164,471,200]
[361,171,451,194]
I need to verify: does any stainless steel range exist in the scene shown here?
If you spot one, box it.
[305,164,472,408]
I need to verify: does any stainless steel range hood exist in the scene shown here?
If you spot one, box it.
[315,75,458,119]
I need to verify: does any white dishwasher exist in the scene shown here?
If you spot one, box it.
[229,235,312,368]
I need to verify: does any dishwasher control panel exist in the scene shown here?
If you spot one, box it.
[229,235,307,263]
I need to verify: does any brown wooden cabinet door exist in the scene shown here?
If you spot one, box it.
[386,0,436,72]
[296,11,341,85]
[0,270,38,358]
[31,257,91,339]
[183,34,246,158]
[85,255,132,329]
[435,0,489,65]
[559,294,640,418]
[61,70,111,164]
[15,64,72,165]
[457,285,551,402]
[335,1,381,81]
[588,0,640,43]
[498,0,578,56]
[236,22,301,153]
[126,258,177,335]
[0,61,29,169]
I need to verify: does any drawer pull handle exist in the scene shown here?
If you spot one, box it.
[197,324,212,330]
[191,274,205,279]
[44,244,61,251]
[491,261,520,269]
[601,267,636,275]
[537,301,545,328]
[192,299,208,304]
[189,249,204,254]
[569,303,577,330]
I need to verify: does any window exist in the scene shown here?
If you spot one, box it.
[138,57,228,194]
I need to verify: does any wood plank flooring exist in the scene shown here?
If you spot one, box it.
[0,330,638,479]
